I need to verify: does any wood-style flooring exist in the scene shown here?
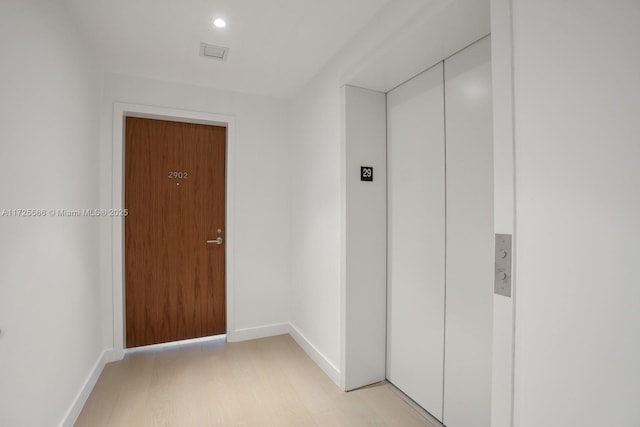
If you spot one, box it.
[75,334,435,426]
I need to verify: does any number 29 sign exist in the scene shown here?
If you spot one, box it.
[361,166,373,182]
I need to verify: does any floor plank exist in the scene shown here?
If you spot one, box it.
[75,334,435,427]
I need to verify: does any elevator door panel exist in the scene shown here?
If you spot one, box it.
[387,63,446,421]
[443,36,493,427]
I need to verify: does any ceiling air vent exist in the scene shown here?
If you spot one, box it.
[200,43,229,61]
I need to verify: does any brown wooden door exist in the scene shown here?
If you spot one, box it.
[125,117,226,348]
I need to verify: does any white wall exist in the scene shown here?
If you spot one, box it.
[511,1,640,426]
[289,69,344,381]
[0,1,103,426]
[342,85,387,390]
[289,0,456,387]
[100,74,292,350]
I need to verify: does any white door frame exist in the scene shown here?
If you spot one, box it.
[110,102,236,357]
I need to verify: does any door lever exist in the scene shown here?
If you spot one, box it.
[207,237,223,245]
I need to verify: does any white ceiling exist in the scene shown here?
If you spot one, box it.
[62,0,391,99]
[346,0,490,93]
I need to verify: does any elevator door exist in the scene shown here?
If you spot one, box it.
[386,36,493,427]
[443,36,493,427]
[387,62,446,421]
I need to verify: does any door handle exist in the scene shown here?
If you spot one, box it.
[207,237,223,245]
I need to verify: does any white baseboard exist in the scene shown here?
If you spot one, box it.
[104,348,125,363]
[59,350,107,427]
[227,322,289,342]
[288,323,341,387]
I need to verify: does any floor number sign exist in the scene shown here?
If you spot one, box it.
[361,166,373,182]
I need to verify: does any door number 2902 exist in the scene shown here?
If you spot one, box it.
[168,171,189,179]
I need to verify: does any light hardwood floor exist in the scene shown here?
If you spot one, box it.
[76,334,435,426]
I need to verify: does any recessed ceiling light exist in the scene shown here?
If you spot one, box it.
[213,18,227,28]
